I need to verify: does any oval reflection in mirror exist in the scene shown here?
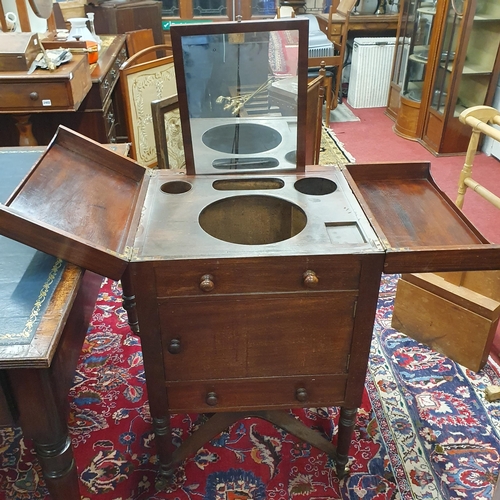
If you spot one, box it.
[202,123,282,154]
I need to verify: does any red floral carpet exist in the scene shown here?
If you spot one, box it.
[1,275,500,499]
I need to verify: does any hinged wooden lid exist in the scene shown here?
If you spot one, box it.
[342,161,500,274]
[0,126,149,280]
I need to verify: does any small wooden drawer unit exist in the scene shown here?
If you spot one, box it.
[0,35,128,146]
[0,54,91,112]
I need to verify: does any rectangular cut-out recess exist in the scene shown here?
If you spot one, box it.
[325,222,366,245]
[212,178,285,190]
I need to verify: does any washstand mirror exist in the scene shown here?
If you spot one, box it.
[170,18,309,175]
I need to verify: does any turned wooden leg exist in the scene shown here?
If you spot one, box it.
[34,435,80,499]
[336,407,357,478]
[121,269,140,334]
[153,416,175,490]
[8,370,81,499]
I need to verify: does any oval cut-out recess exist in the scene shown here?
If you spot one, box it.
[294,177,337,195]
[161,181,192,194]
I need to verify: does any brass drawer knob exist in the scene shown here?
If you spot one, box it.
[295,388,308,402]
[206,392,218,406]
[29,92,39,101]
[303,270,319,288]
[199,274,215,292]
[167,339,181,354]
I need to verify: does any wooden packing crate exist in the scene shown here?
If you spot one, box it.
[392,272,500,372]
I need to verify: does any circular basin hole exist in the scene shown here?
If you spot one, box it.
[202,123,282,154]
[161,181,192,194]
[294,177,337,196]
[199,195,307,245]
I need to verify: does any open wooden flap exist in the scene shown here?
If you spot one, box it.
[342,161,500,274]
[0,126,150,280]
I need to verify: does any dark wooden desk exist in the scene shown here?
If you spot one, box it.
[0,147,109,499]
[0,35,128,147]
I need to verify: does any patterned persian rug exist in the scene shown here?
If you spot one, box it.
[1,275,500,499]
[319,126,356,166]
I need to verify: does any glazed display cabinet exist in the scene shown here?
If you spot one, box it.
[386,0,500,155]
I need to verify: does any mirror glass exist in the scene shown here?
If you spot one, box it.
[171,20,308,175]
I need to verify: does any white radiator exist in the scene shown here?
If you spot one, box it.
[308,45,335,58]
[347,37,396,108]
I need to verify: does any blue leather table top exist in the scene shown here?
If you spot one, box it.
[0,149,65,347]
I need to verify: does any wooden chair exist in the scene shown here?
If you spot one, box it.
[305,1,354,125]
[119,44,176,167]
[125,28,156,64]
[392,105,500,372]
[274,6,348,126]
[305,64,326,165]
[151,95,186,170]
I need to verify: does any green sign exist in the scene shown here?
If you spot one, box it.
[162,19,213,31]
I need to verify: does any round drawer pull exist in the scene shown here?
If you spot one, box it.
[303,270,319,288]
[29,92,39,101]
[199,274,215,292]
[295,388,308,402]
[206,392,218,406]
[167,339,181,354]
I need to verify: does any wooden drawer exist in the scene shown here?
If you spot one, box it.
[154,255,362,297]
[0,55,91,112]
[166,374,348,412]
[103,98,116,138]
[330,35,341,45]
[330,23,343,36]
[159,291,357,381]
[99,46,126,105]
[78,35,127,112]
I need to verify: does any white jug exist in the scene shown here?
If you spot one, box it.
[67,18,95,43]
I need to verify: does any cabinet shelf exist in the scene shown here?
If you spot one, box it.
[409,54,428,64]
[417,7,436,15]
[462,61,495,75]
[474,15,500,21]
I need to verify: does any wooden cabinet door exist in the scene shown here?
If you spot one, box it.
[159,291,357,381]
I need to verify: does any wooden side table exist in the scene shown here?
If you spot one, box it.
[0,148,103,499]
[0,35,128,146]
[316,12,399,44]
